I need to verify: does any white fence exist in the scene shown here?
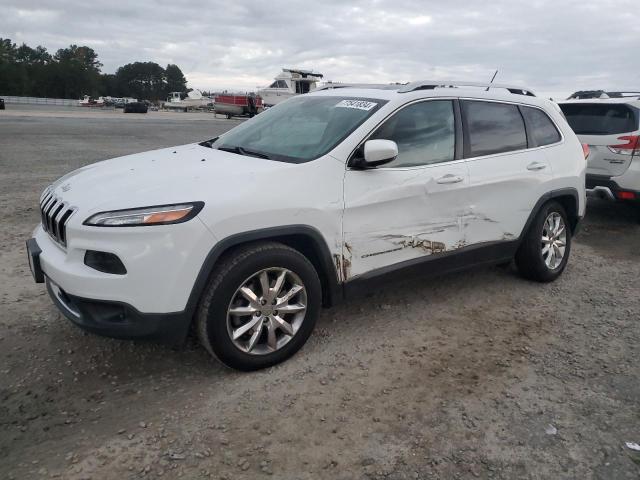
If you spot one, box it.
[0,96,79,106]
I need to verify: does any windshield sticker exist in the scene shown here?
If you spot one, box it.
[335,100,378,111]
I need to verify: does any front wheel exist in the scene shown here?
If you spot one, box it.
[515,201,572,282]
[196,242,321,371]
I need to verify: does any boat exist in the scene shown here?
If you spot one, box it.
[257,68,323,107]
[213,93,263,118]
[163,89,212,111]
[79,95,105,107]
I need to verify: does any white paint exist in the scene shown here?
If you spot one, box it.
[34,85,586,314]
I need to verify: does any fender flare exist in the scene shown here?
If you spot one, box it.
[183,225,342,320]
[518,187,581,242]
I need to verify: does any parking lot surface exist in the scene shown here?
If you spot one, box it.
[1,107,639,479]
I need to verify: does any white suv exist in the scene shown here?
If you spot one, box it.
[559,95,640,204]
[27,81,586,370]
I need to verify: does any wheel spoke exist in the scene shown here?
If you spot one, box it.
[273,315,295,336]
[277,303,306,314]
[542,244,551,256]
[259,271,271,299]
[273,270,287,297]
[233,316,262,340]
[266,321,278,350]
[229,305,258,316]
[555,239,566,247]
[548,248,555,268]
[542,236,551,244]
[239,286,260,308]
[247,322,264,351]
[277,284,303,306]
[554,215,561,234]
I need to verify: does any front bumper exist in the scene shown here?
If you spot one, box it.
[47,277,191,344]
[33,215,216,313]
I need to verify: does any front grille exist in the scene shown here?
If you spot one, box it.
[40,188,75,247]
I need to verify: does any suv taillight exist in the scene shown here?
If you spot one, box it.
[607,135,640,155]
[581,143,590,160]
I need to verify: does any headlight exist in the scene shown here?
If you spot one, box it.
[84,202,204,227]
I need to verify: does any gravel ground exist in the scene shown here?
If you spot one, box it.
[1,107,639,480]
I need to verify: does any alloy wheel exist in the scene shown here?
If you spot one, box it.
[541,212,567,270]
[226,268,307,355]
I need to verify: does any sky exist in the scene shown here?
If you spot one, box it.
[3,0,640,99]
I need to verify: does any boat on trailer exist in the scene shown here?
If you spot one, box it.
[214,93,264,118]
[163,90,212,111]
[257,68,323,107]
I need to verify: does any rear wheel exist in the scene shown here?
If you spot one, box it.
[515,201,571,282]
[196,242,321,371]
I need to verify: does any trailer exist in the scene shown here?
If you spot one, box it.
[214,93,263,119]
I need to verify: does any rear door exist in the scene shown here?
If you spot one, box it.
[462,100,554,245]
[559,102,639,177]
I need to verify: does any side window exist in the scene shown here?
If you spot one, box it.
[369,100,455,167]
[269,81,279,88]
[521,106,561,146]
[463,101,527,157]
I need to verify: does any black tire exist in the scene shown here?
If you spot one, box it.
[515,201,572,282]
[196,242,321,371]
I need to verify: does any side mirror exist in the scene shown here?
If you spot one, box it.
[351,139,398,169]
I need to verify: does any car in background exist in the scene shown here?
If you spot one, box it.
[567,90,640,100]
[123,101,148,114]
[559,94,640,204]
[0,98,5,110]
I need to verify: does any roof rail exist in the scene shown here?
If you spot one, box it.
[315,82,402,91]
[398,81,536,97]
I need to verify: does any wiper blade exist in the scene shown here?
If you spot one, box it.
[199,137,218,148]
[217,145,271,159]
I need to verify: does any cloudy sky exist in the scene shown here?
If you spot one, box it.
[3,0,639,98]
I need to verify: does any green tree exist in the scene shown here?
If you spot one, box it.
[51,45,102,98]
[165,64,187,94]
[115,62,167,101]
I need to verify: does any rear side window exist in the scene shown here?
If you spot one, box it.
[462,101,527,157]
[559,103,637,135]
[521,106,561,146]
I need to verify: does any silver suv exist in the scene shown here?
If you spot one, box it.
[559,94,640,204]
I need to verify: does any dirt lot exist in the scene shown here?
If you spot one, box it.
[1,106,639,480]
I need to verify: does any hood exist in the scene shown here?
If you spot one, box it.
[50,143,294,215]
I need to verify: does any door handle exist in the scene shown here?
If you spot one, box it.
[436,174,464,184]
[527,162,547,171]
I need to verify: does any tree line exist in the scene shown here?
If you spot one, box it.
[0,38,188,101]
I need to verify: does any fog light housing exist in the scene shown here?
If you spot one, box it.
[84,250,127,275]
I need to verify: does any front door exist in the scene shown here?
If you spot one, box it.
[343,99,470,280]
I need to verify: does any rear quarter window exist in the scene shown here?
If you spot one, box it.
[521,106,561,146]
[559,103,638,135]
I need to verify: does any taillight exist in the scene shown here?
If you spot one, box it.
[607,135,640,155]
[581,143,590,159]
[617,191,636,200]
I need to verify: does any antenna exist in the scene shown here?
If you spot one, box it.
[486,70,498,91]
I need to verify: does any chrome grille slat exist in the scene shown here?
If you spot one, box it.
[51,203,66,238]
[46,199,59,232]
[39,189,75,247]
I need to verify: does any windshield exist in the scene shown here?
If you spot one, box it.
[211,96,387,163]
[559,103,638,135]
